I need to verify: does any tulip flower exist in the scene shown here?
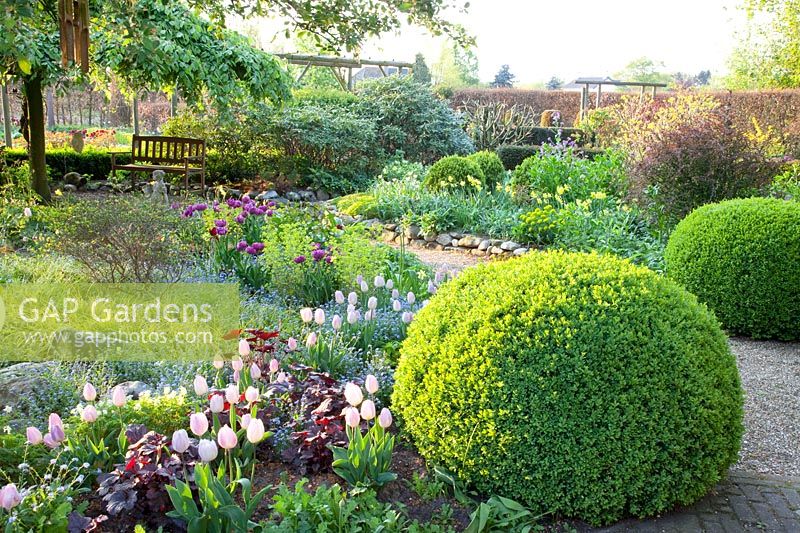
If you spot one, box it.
[190,413,209,436]
[365,375,379,394]
[83,383,97,402]
[225,384,239,405]
[344,407,361,428]
[348,292,358,305]
[245,386,259,403]
[23,207,33,218]
[213,358,225,370]
[209,394,224,413]
[378,408,393,428]
[172,429,190,454]
[402,312,414,324]
[360,280,369,292]
[81,404,98,423]
[305,332,317,349]
[344,382,363,406]
[198,439,218,462]
[335,291,345,304]
[360,399,376,420]
[386,279,394,290]
[428,281,436,294]
[287,337,297,351]
[367,296,378,310]
[26,426,43,445]
[111,386,127,407]
[314,308,325,325]
[246,418,266,444]
[0,483,21,511]
[240,413,252,429]
[356,274,364,284]
[193,375,208,396]
[374,275,385,288]
[238,339,251,357]
[233,370,241,383]
[407,292,416,304]
[48,413,65,443]
[300,307,313,323]
[231,357,244,372]
[43,433,59,449]
[391,289,400,299]
[269,358,280,373]
[332,315,342,331]
[250,363,261,380]
[347,310,359,325]
[217,425,238,450]
[435,271,445,284]
[364,310,375,321]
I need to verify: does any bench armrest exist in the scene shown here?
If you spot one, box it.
[183,155,204,162]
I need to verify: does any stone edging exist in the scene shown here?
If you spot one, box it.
[376,222,530,258]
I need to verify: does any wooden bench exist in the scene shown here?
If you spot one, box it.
[110,135,206,192]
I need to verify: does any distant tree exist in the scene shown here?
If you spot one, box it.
[672,70,713,88]
[413,53,432,85]
[491,65,515,88]
[614,57,673,85]
[546,76,563,90]
[697,70,711,85]
[433,41,480,88]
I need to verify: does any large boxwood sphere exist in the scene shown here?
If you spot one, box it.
[393,251,743,525]
[665,197,800,340]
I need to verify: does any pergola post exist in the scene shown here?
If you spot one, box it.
[595,83,602,109]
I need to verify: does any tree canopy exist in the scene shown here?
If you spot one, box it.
[490,64,514,88]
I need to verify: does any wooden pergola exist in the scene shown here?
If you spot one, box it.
[574,78,667,119]
[276,53,413,91]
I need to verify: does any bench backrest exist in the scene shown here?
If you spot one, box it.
[131,135,205,166]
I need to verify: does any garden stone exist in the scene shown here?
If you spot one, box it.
[500,241,521,251]
[394,235,405,245]
[226,188,241,198]
[422,232,437,242]
[0,363,55,411]
[299,190,317,202]
[256,190,279,201]
[471,248,486,256]
[435,233,452,246]
[63,172,86,188]
[490,239,503,246]
[478,239,491,251]
[110,381,150,400]
[285,191,301,202]
[458,235,483,248]
[381,230,398,243]
[85,180,105,191]
[513,247,529,256]
[450,232,464,240]
[315,189,330,201]
[404,225,421,239]
[489,246,505,255]
[451,239,459,247]
[384,223,397,231]
[434,244,445,251]
[63,184,78,193]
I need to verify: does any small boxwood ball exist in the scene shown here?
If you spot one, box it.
[424,155,485,193]
[665,197,800,340]
[467,150,506,190]
[393,250,743,525]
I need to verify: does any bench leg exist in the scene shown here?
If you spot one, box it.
[184,171,189,198]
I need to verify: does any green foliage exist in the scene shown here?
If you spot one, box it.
[292,87,360,107]
[3,147,131,181]
[379,158,428,183]
[770,162,800,200]
[495,145,538,171]
[357,76,474,164]
[665,197,800,340]
[331,421,396,488]
[393,250,743,525]
[336,193,379,218]
[0,432,51,478]
[424,156,485,193]
[513,205,557,245]
[413,53,432,85]
[465,495,546,533]
[466,151,505,190]
[0,253,86,283]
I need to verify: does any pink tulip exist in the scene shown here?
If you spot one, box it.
[386,279,394,290]
[111,386,127,407]
[365,375,379,395]
[238,339,251,357]
[225,384,239,405]
[209,394,224,413]
[240,413,252,429]
[407,292,416,304]
[213,358,225,370]
[83,383,97,402]
[231,357,244,372]
[344,407,361,428]
[344,383,363,406]
[48,413,65,443]
[402,312,414,324]
[233,370,241,383]
[378,408,393,428]
[392,300,402,312]
[172,429,190,453]
[314,308,325,325]
[198,439,218,462]
[374,275,385,288]
[81,404,98,423]
[43,433,59,449]
[246,418,266,444]
[367,296,378,310]
[364,309,375,321]
[332,314,342,331]
[193,375,208,396]
[26,427,42,445]
[300,307,313,323]
[250,363,261,380]
[287,337,298,351]
[190,412,209,436]
[217,425,238,450]
[360,280,369,292]
[245,386,259,403]
[335,291,345,304]
[348,292,358,305]
[360,399,376,420]
[0,483,21,511]
[305,332,317,349]
[269,358,280,373]
[391,289,399,299]
[428,280,436,294]
[347,310,359,325]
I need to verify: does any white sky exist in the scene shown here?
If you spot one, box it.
[233,0,748,86]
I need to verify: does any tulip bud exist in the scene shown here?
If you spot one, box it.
[360,280,369,292]
[347,310,359,325]
[344,407,361,428]
[209,394,224,413]
[305,332,317,349]
[111,386,127,408]
[238,339,251,357]
[374,275,385,288]
[172,429,190,454]
[198,439,218,462]
[23,207,33,217]
[360,399,376,420]
[300,307,313,323]
[269,358,280,373]
[386,279,394,290]
[217,425,238,450]
[287,337,297,351]
[246,418,266,444]
[231,357,244,372]
[364,309,374,321]
[346,303,355,313]
[407,292,416,304]
[348,292,358,305]
[83,383,97,402]
[367,296,378,310]
[391,289,400,299]
[245,386,259,403]
[428,280,436,294]
[402,311,414,324]
[332,314,342,331]
[435,271,445,284]
[356,274,364,284]
[43,433,59,449]
[81,404,98,423]
[0,483,21,511]
[365,374,379,394]
[233,370,241,384]
[225,384,239,405]
[240,413,252,429]
[26,426,43,445]
[48,413,65,442]
[250,363,261,380]
[335,291,345,304]
[190,412,209,436]
[193,375,208,396]
[378,407,393,428]
[392,298,403,312]
[213,357,225,370]
[314,308,325,325]
[344,382,363,406]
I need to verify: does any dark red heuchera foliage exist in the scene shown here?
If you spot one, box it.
[97,425,198,523]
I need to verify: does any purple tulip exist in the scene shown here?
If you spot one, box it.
[267,201,276,207]
[266,209,274,216]
[214,219,227,227]
[294,255,306,264]
[245,246,256,255]
[217,227,228,236]
[235,213,246,224]
[311,249,326,262]
[252,242,265,252]
[236,240,248,252]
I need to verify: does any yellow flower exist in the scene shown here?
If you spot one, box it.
[590,191,607,200]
